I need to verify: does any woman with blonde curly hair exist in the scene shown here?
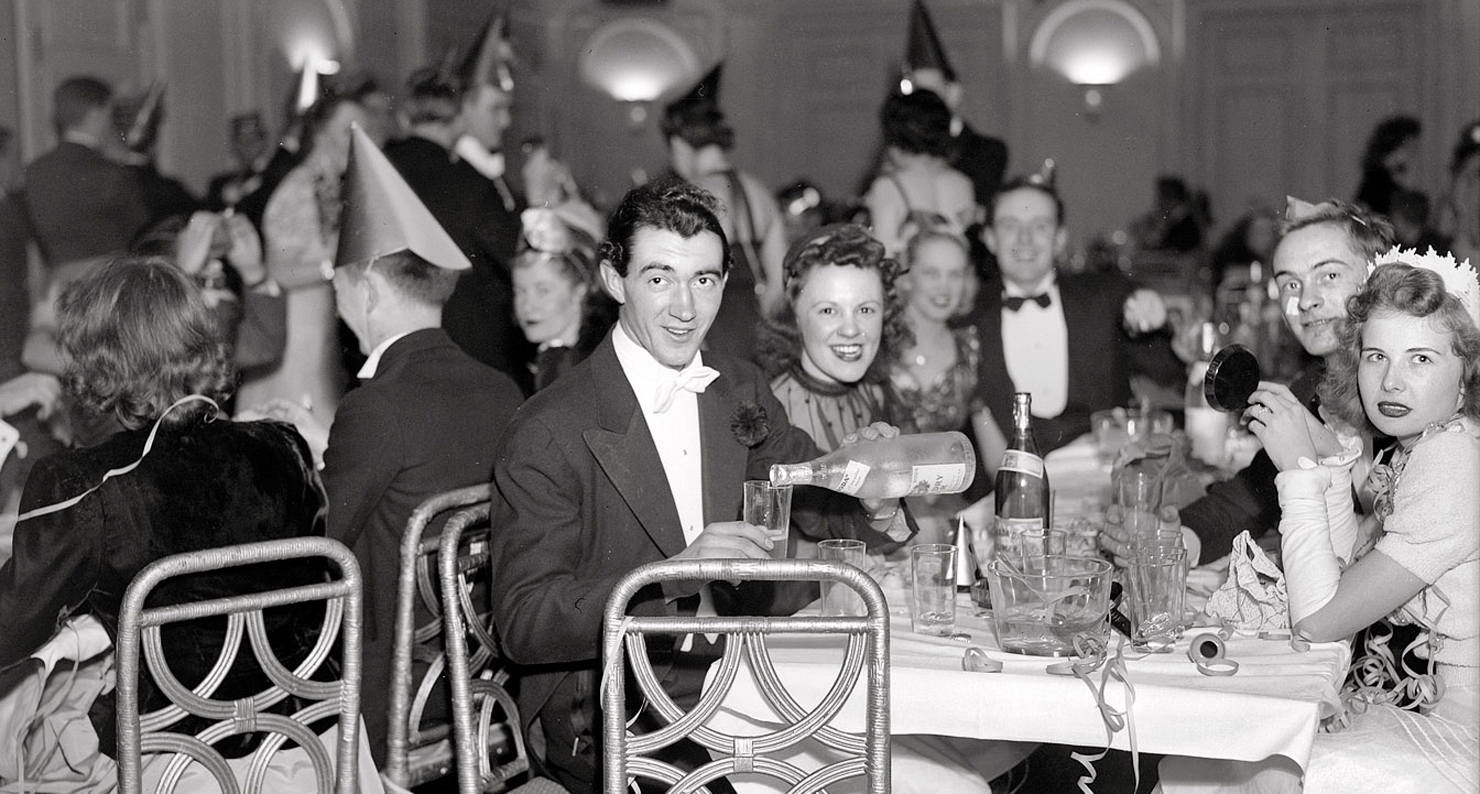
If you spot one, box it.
[0,257,328,779]
[1165,254,1480,793]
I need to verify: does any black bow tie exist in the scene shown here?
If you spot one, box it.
[1004,293,1052,311]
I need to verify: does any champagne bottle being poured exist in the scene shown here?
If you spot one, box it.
[769,431,977,499]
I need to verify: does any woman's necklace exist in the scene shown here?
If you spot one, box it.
[909,324,953,370]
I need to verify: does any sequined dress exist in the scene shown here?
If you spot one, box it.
[888,326,981,434]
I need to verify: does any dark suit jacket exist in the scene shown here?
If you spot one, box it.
[1180,367,1320,562]
[0,196,30,379]
[226,146,301,233]
[383,136,528,378]
[968,270,1135,495]
[127,162,201,228]
[321,327,523,762]
[21,141,150,267]
[488,333,907,785]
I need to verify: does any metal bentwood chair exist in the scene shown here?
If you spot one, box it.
[440,493,562,794]
[385,485,545,794]
[115,536,364,794]
[602,559,890,794]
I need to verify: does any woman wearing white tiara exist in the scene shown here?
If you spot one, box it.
[1162,247,1480,792]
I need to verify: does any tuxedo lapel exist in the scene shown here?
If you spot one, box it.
[1056,276,1093,402]
[582,339,687,558]
[698,369,747,526]
[974,284,1015,420]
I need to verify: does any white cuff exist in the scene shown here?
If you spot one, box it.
[1316,442,1362,564]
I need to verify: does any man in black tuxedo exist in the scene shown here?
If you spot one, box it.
[967,177,1170,489]
[383,67,527,380]
[258,126,525,764]
[21,76,149,269]
[488,180,913,791]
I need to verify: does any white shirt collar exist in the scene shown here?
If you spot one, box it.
[612,322,707,412]
[452,135,505,180]
[62,130,100,149]
[357,331,415,380]
[1003,272,1058,298]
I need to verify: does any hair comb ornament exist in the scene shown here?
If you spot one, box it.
[1369,245,1480,327]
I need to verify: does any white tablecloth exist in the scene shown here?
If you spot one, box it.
[705,592,1350,770]
[706,437,1349,772]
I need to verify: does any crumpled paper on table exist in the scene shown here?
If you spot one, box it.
[1205,530,1290,632]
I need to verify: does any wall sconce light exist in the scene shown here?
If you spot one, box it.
[1029,0,1160,122]
[578,18,698,128]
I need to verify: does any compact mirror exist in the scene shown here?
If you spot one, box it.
[1204,344,1261,412]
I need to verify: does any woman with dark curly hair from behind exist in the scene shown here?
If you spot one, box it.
[864,89,975,258]
[0,257,334,787]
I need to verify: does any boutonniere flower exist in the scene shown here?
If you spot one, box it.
[730,401,770,448]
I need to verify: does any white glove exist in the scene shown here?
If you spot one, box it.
[1276,459,1342,625]
[1318,434,1363,565]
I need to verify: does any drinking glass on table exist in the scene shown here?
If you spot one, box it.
[994,525,1067,567]
[1092,407,1174,464]
[1125,547,1189,652]
[818,539,867,617]
[1054,515,1103,558]
[1130,507,1185,554]
[910,543,956,636]
[1115,470,1162,542]
[743,480,792,560]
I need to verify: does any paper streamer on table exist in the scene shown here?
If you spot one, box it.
[1187,631,1240,676]
[1063,636,1141,794]
[961,646,1003,673]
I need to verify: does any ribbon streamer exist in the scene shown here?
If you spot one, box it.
[1065,636,1141,794]
[16,394,220,523]
[1187,631,1240,676]
[962,646,1003,673]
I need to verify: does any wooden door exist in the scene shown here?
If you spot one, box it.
[1184,0,1431,221]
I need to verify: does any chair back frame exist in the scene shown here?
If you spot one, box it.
[384,484,496,789]
[441,500,532,793]
[602,559,889,794]
[115,536,363,794]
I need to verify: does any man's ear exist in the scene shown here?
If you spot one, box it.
[982,225,1000,257]
[362,267,385,312]
[599,260,626,304]
[1052,227,1069,260]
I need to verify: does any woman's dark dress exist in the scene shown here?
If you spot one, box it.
[0,416,327,754]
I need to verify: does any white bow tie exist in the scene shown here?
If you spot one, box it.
[653,364,720,413]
